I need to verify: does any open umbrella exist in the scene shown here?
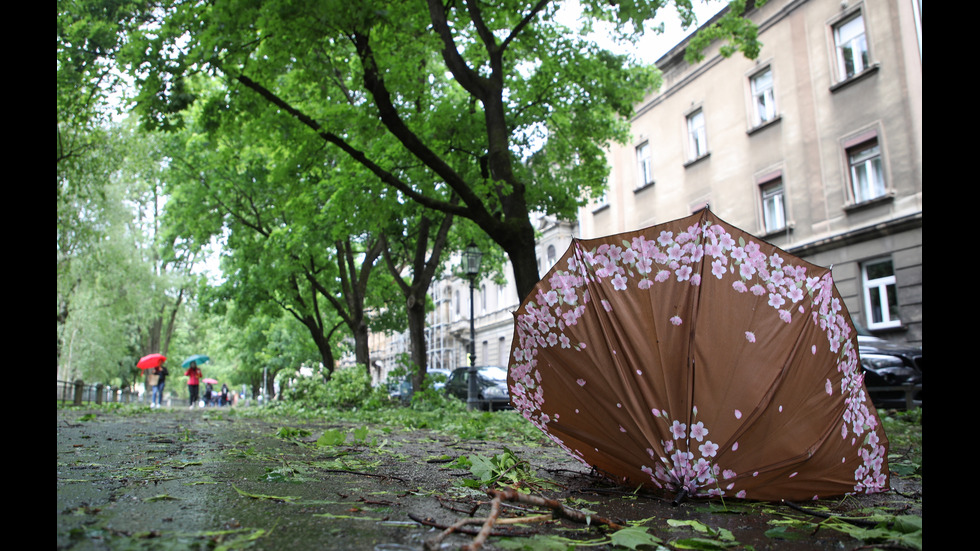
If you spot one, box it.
[508,208,889,502]
[182,354,210,368]
[137,353,167,370]
[202,378,219,385]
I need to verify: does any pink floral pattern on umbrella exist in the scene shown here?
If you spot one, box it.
[508,209,888,502]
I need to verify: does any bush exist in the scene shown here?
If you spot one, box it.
[283,365,378,410]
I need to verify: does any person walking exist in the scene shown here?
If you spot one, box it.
[220,383,229,406]
[152,363,168,408]
[147,366,160,408]
[185,361,203,408]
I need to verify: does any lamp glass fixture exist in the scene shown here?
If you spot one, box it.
[463,242,483,277]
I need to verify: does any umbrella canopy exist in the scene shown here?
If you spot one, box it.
[182,354,210,368]
[202,378,219,385]
[508,208,889,502]
[137,353,167,370]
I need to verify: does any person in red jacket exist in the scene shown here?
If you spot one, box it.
[185,361,203,408]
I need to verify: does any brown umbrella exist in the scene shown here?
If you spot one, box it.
[508,208,889,502]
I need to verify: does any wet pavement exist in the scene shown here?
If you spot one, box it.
[57,406,921,550]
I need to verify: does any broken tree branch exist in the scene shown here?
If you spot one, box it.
[489,487,626,530]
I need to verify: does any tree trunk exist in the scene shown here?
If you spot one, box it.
[406,295,428,391]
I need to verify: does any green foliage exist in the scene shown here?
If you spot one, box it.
[685,0,768,64]
[454,447,556,492]
[282,365,378,410]
[880,407,922,478]
[810,515,922,551]
[667,519,738,549]
[275,426,312,440]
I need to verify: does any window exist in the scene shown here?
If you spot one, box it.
[686,109,707,160]
[834,13,869,80]
[760,179,786,233]
[636,142,653,187]
[847,138,886,203]
[593,187,608,211]
[547,244,557,267]
[750,68,776,127]
[862,258,901,329]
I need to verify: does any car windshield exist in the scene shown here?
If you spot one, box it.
[479,366,508,381]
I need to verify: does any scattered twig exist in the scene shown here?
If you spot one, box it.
[414,486,628,549]
[783,501,885,528]
[318,468,406,483]
[462,493,501,551]
[409,513,539,538]
[490,486,626,530]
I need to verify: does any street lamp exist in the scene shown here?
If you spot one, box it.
[463,242,483,411]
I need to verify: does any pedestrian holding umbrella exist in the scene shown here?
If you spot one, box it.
[138,354,166,408]
[182,354,210,368]
[185,360,204,409]
[508,208,889,502]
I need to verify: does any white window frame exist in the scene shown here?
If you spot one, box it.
[834,12,870,80]
[686,109,707,161]
[847,138,886,204]
[760,179,786,233]
[636,141,653,187]
[862,258,901,330]
[749,67,777,127]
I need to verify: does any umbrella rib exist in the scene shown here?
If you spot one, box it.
[680,209,709,461]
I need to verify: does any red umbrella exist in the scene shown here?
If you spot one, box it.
[138,353,167,370]
[508,208,889,502]
[202,378,219,385]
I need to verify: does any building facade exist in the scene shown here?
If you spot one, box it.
[579,0,922,346]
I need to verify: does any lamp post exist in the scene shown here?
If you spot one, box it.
[463,242,483,411]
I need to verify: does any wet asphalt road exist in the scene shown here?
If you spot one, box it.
[57,406,921,550]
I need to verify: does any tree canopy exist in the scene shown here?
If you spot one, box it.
[118,0,761,301]
[59,0,764,390]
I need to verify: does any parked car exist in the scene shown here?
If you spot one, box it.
[856,324,922,409]
[387,379,413,405]
[387,368,454,405]
[426,368,452,390]
[444,366,512,411]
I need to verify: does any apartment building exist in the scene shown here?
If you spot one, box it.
[579,0,922,346]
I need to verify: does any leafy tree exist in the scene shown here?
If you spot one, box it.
[164,92,399,378]
[379,202,456,392]
[59,1,202,387]
[57,120,200,388]
[117,0,762,301]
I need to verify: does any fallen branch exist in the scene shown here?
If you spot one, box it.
[783,501,886,528]
[318,468,406,482]
[463,494,501,551]
[416,486,625,550]
[489,487,626,530]
[408,513,540,537]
